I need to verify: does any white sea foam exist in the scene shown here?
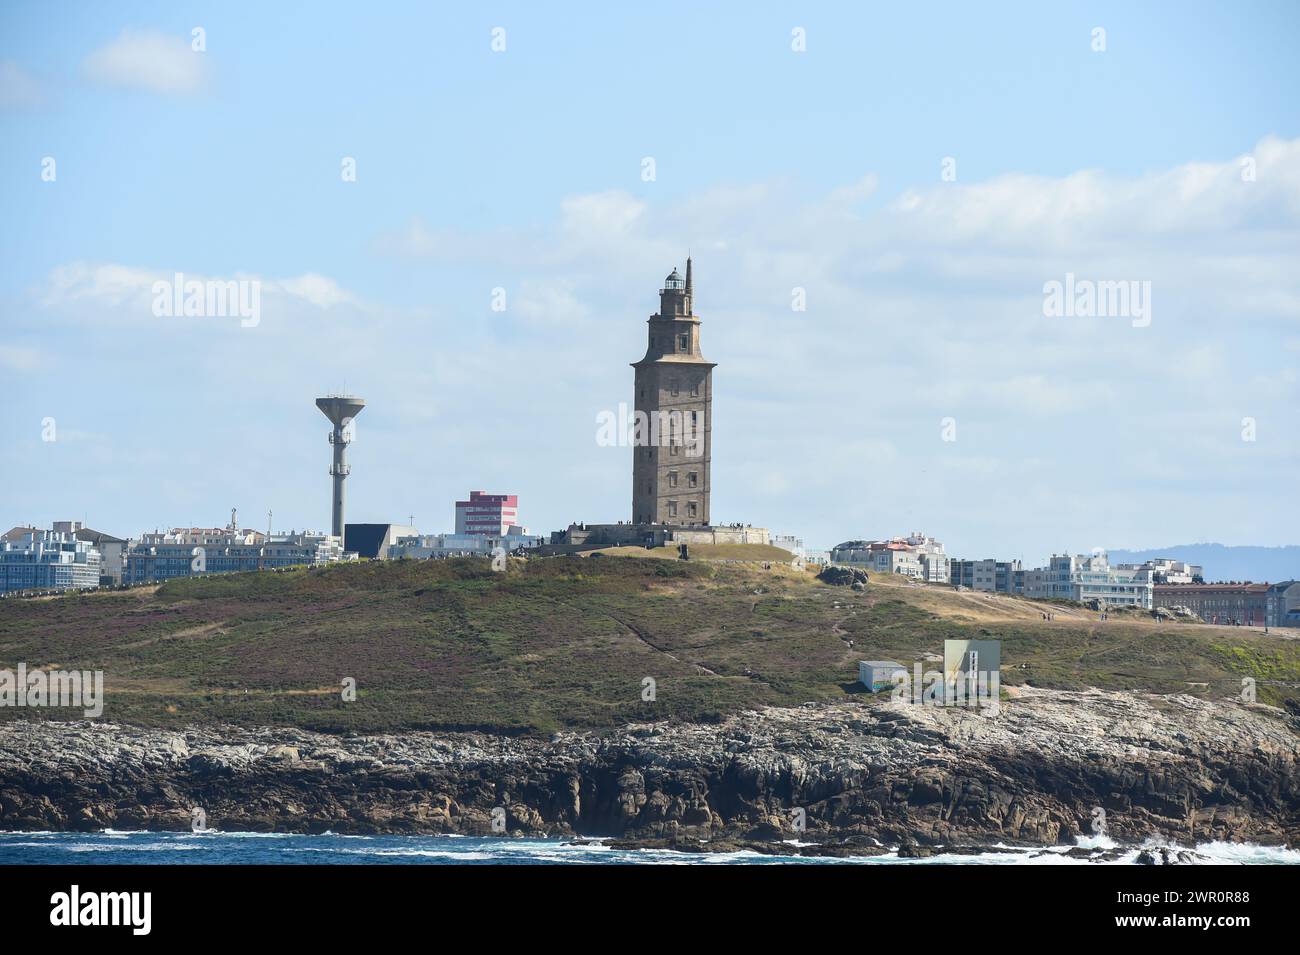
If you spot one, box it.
[1,831,1295,865]
[66,842,206,852]
[355,848,496,861]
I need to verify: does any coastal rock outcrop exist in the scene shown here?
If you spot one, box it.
[817,566,868,587]
[1,688,1296,852]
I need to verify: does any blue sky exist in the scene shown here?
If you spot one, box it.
[2,1,1298,561]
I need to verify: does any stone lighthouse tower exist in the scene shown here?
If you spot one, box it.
[631,257,715,525]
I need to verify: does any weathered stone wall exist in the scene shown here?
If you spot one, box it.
[675,526,771,546]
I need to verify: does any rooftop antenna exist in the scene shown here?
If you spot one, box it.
[315,393,366,538]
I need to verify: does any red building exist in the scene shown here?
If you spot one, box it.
[1153,582,1269,626]
[454,491,519,536]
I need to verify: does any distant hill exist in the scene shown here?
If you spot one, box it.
[1109,545,1300,584]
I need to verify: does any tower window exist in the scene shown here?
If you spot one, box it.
[688,502,697,518]
[678,334,689,351]
[691,381,700,396]
[688,471,697,488]
[669,378,679,396]
[669,471,678,488]
[668,500,678,517]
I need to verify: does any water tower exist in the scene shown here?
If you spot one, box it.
[315,395,365,538]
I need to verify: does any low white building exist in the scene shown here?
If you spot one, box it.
[771,534,830,566]
[859,660,907,693]
[389,526,543,559]
[772,534,803,557]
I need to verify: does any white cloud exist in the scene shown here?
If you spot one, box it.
[828,174,879,205]
[83,30,208,96]
[0,60,44,108]
[373,217,441,259]
[374,138,1300,324]
[883,135,1300,247]
[276,274,356,309]
[39,262,159,308]
[559,191,646,236]
[513,279,591,326]
[987,374,1113,416]
[0,345,40,371]
[37,262,364,321]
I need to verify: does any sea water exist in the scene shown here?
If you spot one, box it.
[1,831,1296,865]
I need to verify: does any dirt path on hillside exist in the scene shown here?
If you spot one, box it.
[871,578,1093,625]
[116,621,228,651]
[606,612,722,677]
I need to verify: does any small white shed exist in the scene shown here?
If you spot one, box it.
[859,660,907,693]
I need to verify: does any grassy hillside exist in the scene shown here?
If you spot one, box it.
[1,556,1297,734]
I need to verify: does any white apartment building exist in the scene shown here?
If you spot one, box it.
[61,522,128,585]
[1023,553,1153,609]
[125,527,348,583]
[1115,558,1203,584]
[831,532,949,582]
[0,530,102,594]
[920,552,951,583]
[951,558,1023,593]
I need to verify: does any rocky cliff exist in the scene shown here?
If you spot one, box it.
[2,688,1296,852]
